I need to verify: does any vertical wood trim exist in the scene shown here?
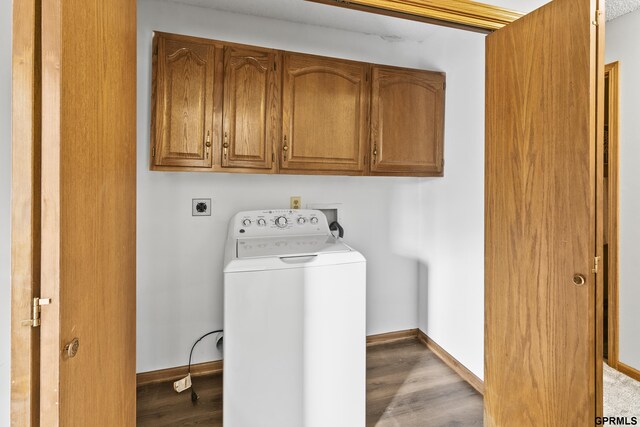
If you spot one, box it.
[594,3,606,419]
[11,0,41,425]
[605,61,620,371]
[40,0,62,423]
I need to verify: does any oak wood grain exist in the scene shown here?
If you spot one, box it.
[281,52,369,173]
[370,65,445,176]
[484,0,601,425]
[11,0,41,425]
[40,0,137,425]
[222,46,279,170]
[151,34,215,168]
[306,0,523,33]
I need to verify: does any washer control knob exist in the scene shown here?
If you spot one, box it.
[257,218,266,226]
[242,219,252,227]
[310,217,319,224]
[275,216,288,228]
[297,217,306,225]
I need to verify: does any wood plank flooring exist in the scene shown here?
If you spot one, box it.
[137,338,483,426]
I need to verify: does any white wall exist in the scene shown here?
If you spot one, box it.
[417,35,485,379]
[606,9,640,371]
[137,0,451,373]
[1,0,12,424]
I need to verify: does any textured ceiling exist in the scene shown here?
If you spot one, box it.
[607,0,640,20]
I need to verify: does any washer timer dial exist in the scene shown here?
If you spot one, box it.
[275,216,288,228]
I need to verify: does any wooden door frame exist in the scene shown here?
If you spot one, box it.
[11,0,41,425]
[605,61,620,370]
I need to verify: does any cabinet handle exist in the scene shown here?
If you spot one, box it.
[373,144,377,164]
[223,132,229,159]
[205,131,211,158]
[283,136,289,158]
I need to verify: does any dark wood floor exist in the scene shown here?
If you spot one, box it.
[137,338,483,426]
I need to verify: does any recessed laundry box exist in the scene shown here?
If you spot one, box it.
[223,209,366,427]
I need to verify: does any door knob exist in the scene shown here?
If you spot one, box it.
[64,337,80,358]
[572,274,586,286]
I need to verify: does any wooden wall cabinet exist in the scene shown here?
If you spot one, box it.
[151,36,215,168]
[281,54,369,174]
[222,46,279,171]
[150,32,446,177]
[370,66,445,176]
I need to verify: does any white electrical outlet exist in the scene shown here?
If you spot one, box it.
[173,374,192,393]
[192,198,211,216]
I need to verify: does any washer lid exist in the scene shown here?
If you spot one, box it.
[236,234,352,259]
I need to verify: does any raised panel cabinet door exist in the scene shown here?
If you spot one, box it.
[370,66,445,176]
[152,35,215,168]
[485,0,603,425]
[282,53,368,173]
[222,46,278,170]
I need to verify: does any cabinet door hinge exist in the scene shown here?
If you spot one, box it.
[592,256,601,274]
[152,146,156,157]
[21,297,51,327]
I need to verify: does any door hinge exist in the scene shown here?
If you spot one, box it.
[21,297,51,327]
[592,256,601,274]
[152,146,156,157]
[592,10,602,26]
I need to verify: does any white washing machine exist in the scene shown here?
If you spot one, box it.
[223,209,366,427]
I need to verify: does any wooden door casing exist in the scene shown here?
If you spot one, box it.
[484,0,602,425]
[152,35,215,168]
[281,53,369,174]
[370,66,445,176]
[222,46,279,170]
[40,0,137,425]
[11,0,41,424]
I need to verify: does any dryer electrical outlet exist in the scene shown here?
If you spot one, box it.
[192,198,211,216]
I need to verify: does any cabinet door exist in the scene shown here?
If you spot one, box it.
[370,66,445,176]
[282,53,368,173]
[222,46,278,170]
[151,35,215,168]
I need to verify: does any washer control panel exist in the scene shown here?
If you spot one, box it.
[232,209,329,237]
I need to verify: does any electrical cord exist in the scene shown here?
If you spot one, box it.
[188,329,223,402]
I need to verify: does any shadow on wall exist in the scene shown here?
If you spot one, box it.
[418,261,429,333]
